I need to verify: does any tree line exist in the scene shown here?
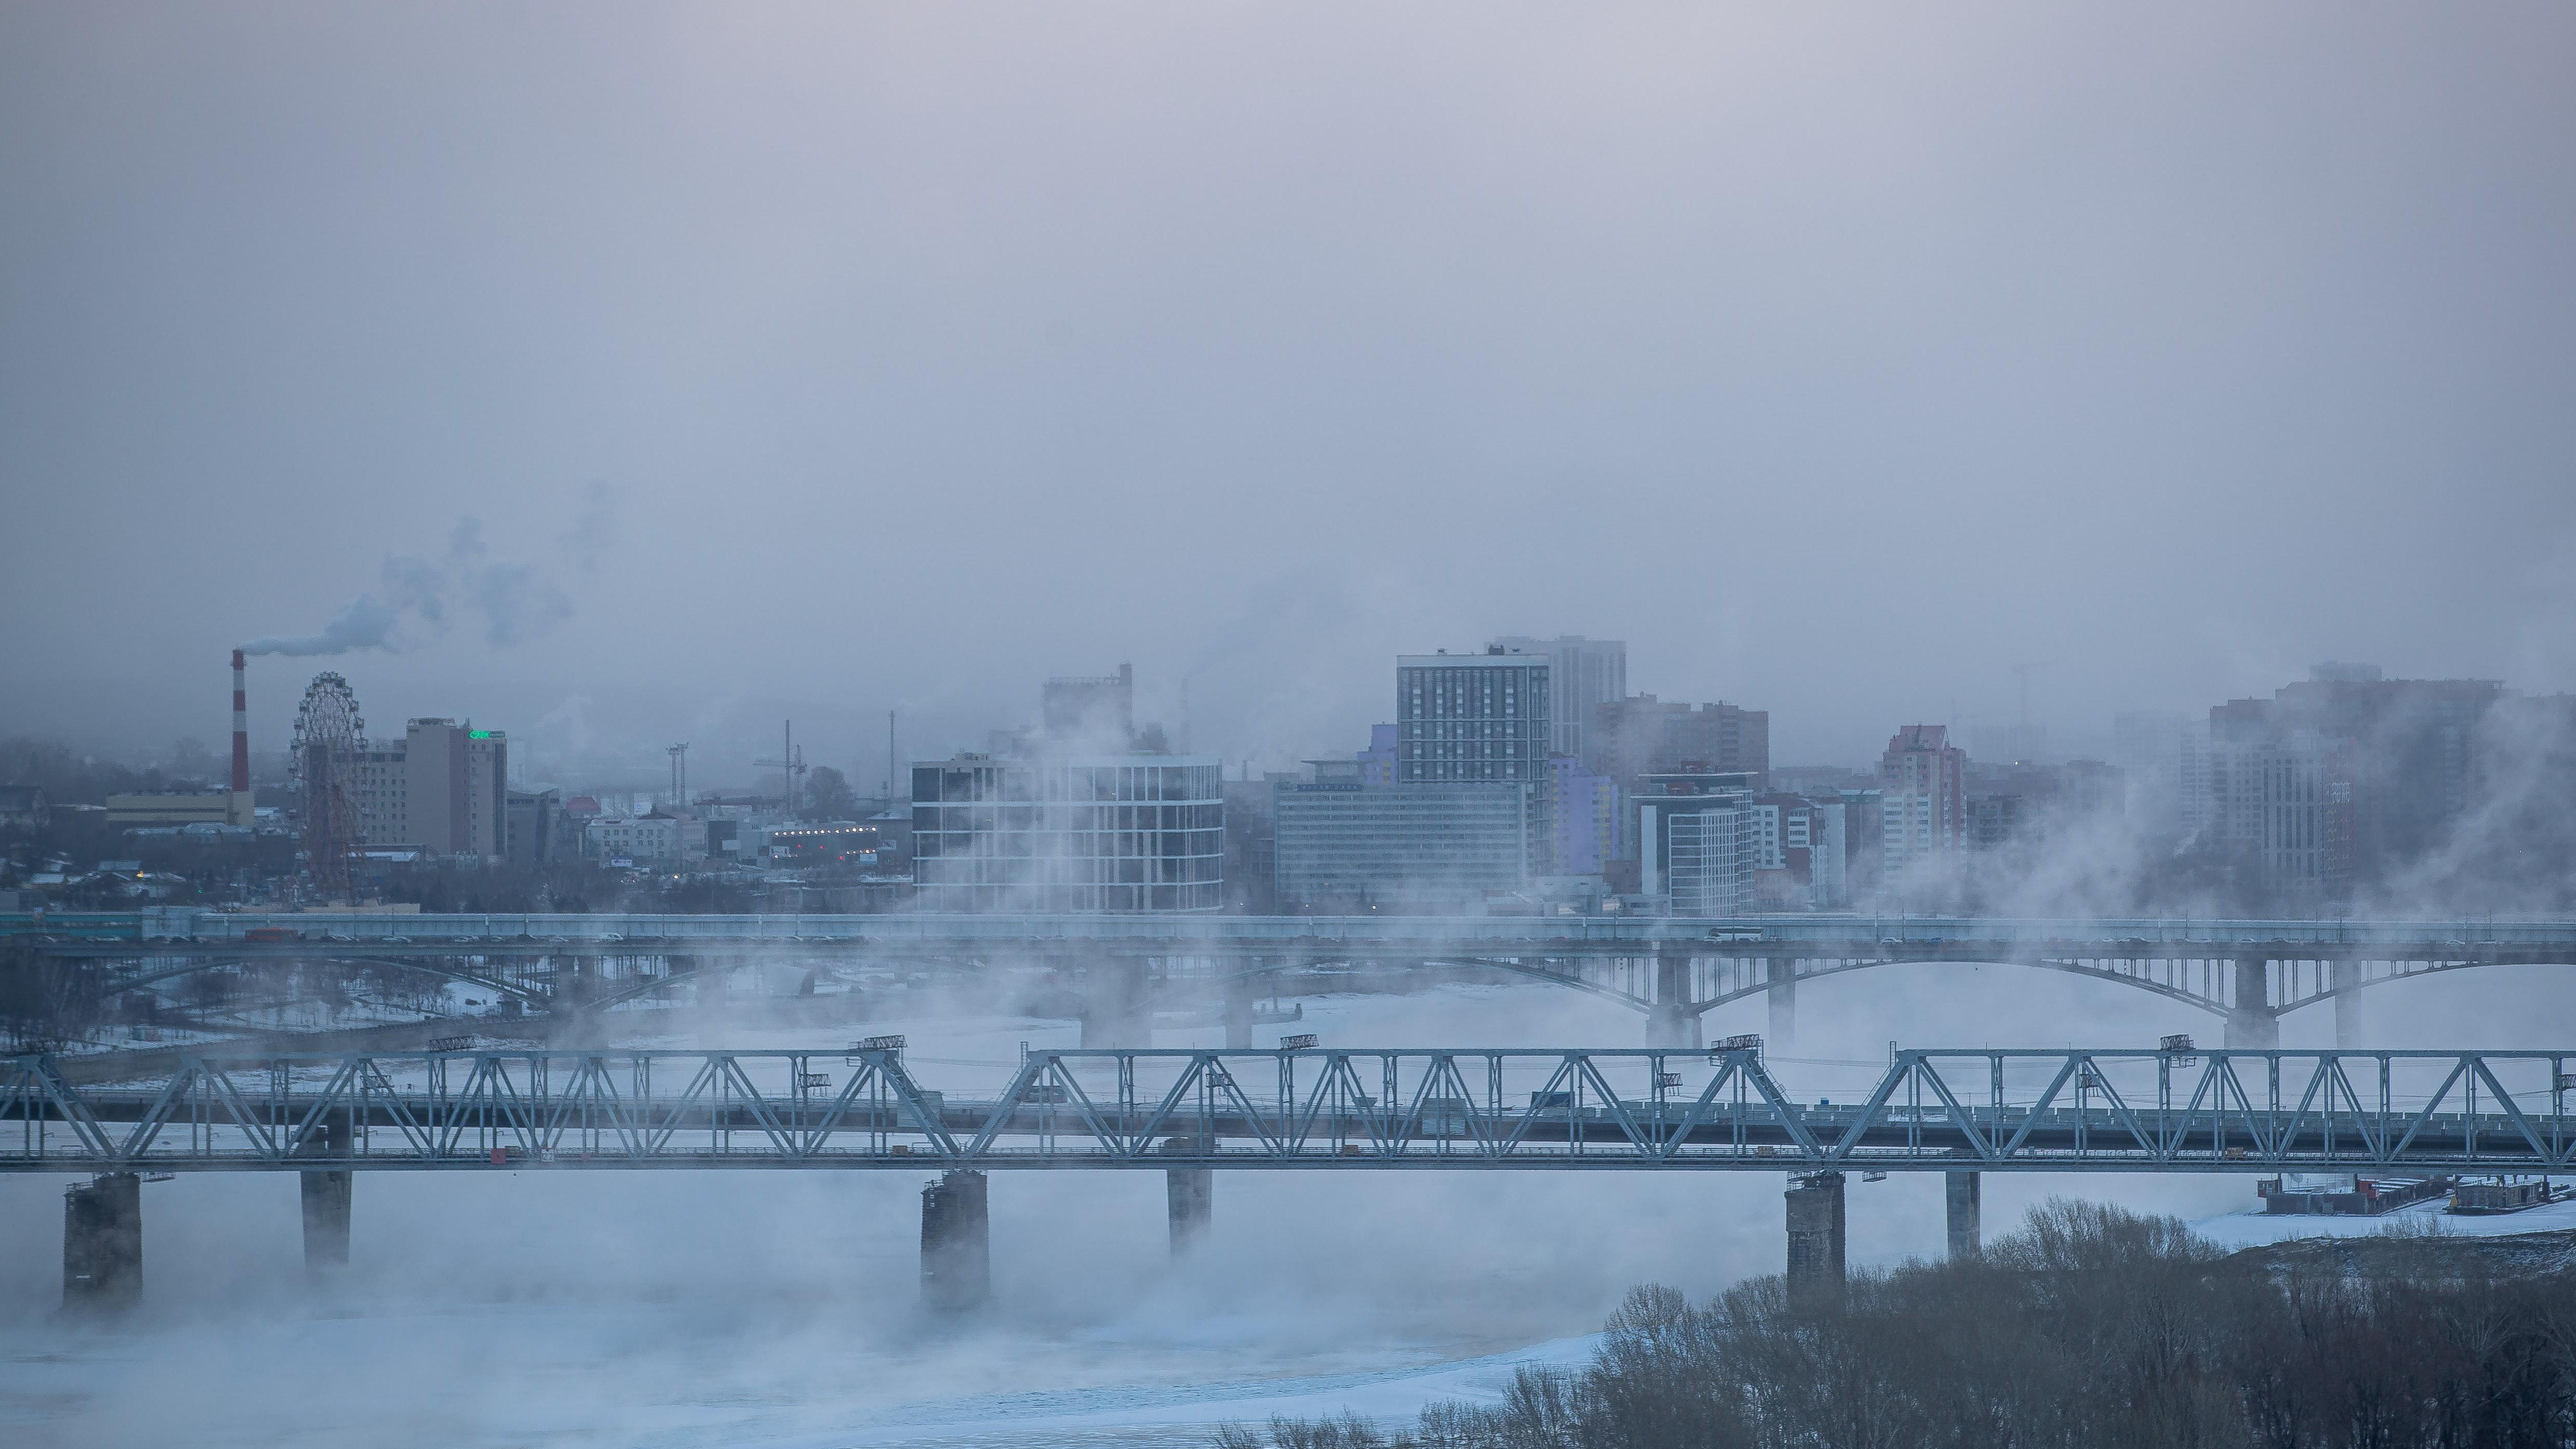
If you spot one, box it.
[1223,1200,2576,1449]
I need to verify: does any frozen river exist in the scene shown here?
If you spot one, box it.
[8,961,2572,1447]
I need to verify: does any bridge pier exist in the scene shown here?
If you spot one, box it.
[63,1172,142,1311]
[298,1110,352,1275]
[1081,955,1153,1049]
[1645,1003,1701,1049]
[301,1172,353,1275]
[1945,1171,1981,1259]
[1784,1171,1844,1310]
[1647,952,1702,1048]
[1767,968,1797,1053]
[2225,955,2279,1050]
[2332,960,2362,1047]
[920,1169,990,1312]
[1167,1169,1213,1254]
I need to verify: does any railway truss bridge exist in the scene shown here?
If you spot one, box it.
[14,1042,2576,1311]
[15,912,2576,1052]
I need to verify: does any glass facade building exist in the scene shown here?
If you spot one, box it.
[1272,780,1530,911]
[1635,772,1759,916]
[1396,651,1552,784]
[911,755,1225,913]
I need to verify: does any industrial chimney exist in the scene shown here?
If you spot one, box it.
[230,648,252,823]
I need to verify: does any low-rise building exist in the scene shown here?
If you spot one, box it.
[586,812,683,867]
[105,790,254,828]
[504,787,583,868]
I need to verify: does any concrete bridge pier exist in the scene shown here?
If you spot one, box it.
[298,1109,353,1276]
[63,1172,142,1311]
[920,1169,990,1312]
[1080,955,1153,1049]
[2224,955,2280,1050]
[1167,1169,1213,1254]
[1646,952,1702,1049]
[1767,967,1798,1053]
[1784,1171,1844,1310]
[2332,960,2362,1047]
[1945,1171,1981,1259]
[1645,1003,1701,1049]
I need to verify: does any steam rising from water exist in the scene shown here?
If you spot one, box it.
[13,951,2576,1446]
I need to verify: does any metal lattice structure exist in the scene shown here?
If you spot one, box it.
[289,673,366,901]
[10,1046,2576,1176]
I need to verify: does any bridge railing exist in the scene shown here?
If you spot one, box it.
[7,1047,2574,1174]
[13,909,2576,949]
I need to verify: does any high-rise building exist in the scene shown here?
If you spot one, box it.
[1221,767,1287,914]
[1880,725,1966,878]
[1633,771,1757,915]
[1396,648,1552,784]
[1543,754,1615,877]
[2201,666,2504,899]
[352,718,507,859]
[1595,697,1770,785]
[1272,776,1530,912]
[1488,635,1625,764]
[910,753,1224,912]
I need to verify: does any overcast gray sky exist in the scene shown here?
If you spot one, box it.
[5,3,2571,787]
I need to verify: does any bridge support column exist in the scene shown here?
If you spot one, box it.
[1784,1171,1844,1310]
[921,1169,990,1312]
[1645,1003,1701,1049]
[1167,1169,1213,1255]
[1944,1171,1981,1259]
[2332,961,2361,1048]
[1767,967,1797,1053]
[1081,955,1153,1049]
[2225,955,2279,1050]
[299,1110,352,1275]
[63,1172,142,1311]
[1647,952,1701,1048]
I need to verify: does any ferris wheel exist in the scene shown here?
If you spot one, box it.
[292,673,367,900]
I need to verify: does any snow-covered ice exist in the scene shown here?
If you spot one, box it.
[10,962,2571,1446]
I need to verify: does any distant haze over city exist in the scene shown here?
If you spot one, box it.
[5,5,2571,787]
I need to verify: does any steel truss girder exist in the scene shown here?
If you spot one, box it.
[9,1046,2576,1176]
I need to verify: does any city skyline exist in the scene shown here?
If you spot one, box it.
[5,6,2572,778]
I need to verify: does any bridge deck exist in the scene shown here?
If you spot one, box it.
[9,1047,2573,1176]
[15,910,2576,952]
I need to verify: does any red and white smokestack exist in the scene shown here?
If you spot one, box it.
[231,648,251,794]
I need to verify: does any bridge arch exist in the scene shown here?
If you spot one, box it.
[2275,954,2576,1017]
[1680,955,2234,1019]
[107,956,552,1006]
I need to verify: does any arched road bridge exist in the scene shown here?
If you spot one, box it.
[14,911,2576,1052]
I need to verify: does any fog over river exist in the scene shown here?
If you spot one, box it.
[8,965,2574,1448]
